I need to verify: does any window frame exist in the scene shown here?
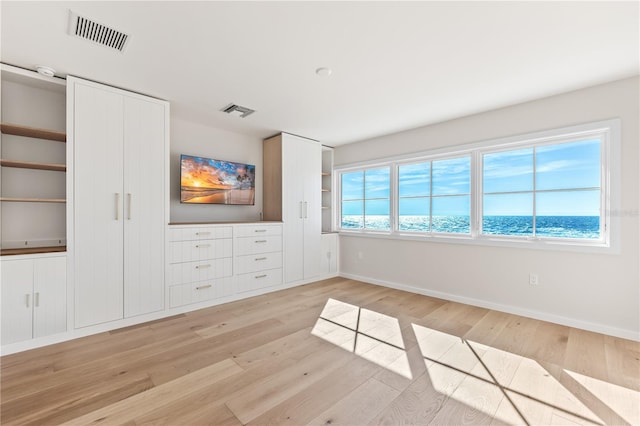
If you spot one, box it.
[335,119,619,253]
[339,166,392,233]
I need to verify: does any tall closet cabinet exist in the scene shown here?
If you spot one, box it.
[68,77,169,328]
[263,133,321,284]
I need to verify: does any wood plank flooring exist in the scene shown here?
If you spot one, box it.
[1,278,638,425]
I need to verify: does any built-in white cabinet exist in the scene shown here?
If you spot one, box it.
[264,133,321,285]
[167,223,283,304]
[1,254,66,345]
[68,77,169,328]
[167,225,234,308]
[320,232,339,278]
[236,223,283,293]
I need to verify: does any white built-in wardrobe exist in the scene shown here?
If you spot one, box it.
[68,77,169,328]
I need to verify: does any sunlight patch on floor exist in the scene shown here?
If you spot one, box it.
[311,299,412,379]
[564,369,640,425]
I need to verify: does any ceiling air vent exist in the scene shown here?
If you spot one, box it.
[68,11,130,53]
[221,103,255,118]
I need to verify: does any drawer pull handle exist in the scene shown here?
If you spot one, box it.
[196,232,211,236]
[255,240,267,243]
[195,244,211,248]
[196,264,211,269]
[196,284,212,290]
[254,229,267,233]
[255,274,267,279]
[255,257,267,261]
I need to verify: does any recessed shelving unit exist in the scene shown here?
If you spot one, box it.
[1,64,67,256]
[321,146,334,233]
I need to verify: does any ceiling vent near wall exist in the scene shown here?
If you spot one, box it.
[68,11,131,53]
[221,103,255,118]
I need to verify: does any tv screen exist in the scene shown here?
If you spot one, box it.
[180,154,256,205]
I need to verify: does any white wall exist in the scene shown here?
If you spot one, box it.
[334,76,639,339]
[169,117,263,223]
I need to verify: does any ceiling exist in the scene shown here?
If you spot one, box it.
[1,1,638,146]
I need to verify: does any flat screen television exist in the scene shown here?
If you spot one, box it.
[180,154,256,205]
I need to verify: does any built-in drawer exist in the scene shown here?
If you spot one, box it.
[169,226,233,242]
[237,268,282,293]
[168,258,233,286]
[236,235,282,256]
[237,252,282,274]
[235,224,282,238]
[168,238,232,264]
[168,277,234,308]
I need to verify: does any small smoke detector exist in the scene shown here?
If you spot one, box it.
[221,103,255,118]
[68,10,131,53]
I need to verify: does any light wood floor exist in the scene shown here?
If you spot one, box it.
[1,278,638,425]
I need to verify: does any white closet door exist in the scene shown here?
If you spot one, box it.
[73,82,124,328]
[33,256,67,338]
[1,259,33,345]
[282,135,305,283]
[123,96,166,317]
[302,139,321,280]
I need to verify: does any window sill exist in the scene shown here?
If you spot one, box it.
[338,229,616,254]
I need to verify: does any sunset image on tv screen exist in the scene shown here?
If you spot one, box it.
[180,155,255,205]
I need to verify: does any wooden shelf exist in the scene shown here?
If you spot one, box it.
[321,172,331,176]
[0,197,66,203]
[322,189,330,192]
[1,123,66,142]
[1,159,66,172]
[1,246,66,256]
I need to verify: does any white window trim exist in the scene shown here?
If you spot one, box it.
[335,119,621,254]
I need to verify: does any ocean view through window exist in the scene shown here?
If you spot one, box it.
[336,120,617,250]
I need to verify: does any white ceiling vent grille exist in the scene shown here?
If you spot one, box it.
[68,11,130,53]
[221,103,255,118]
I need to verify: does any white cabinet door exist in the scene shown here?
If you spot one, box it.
[33,256,67,338]
[1,259,33,345]
[122,96,166,317]
[301,139,321,280]
[282,135,305,283]
[282,134,321,283]
[72,80,125,328]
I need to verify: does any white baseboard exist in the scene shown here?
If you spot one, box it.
[339,272,639,342]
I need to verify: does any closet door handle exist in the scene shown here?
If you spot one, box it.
[304,201,308,219]
[299,201,303,219]
[25,294,30,308]
[34,292,40,307]
[127,193,132,220]
[115,193,120,220]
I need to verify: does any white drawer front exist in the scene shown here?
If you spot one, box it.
[168,258,233,286]
[236,235,282,255]
[169,226,233,242]
[169,277,234,308]
[237,252,283,274]
[168,238,232,264]
[237,268,282,293]
[235,224,282,238]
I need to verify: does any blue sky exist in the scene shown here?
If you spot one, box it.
[342,139,601,217]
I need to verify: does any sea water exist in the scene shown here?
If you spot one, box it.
[341,215,600,239]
